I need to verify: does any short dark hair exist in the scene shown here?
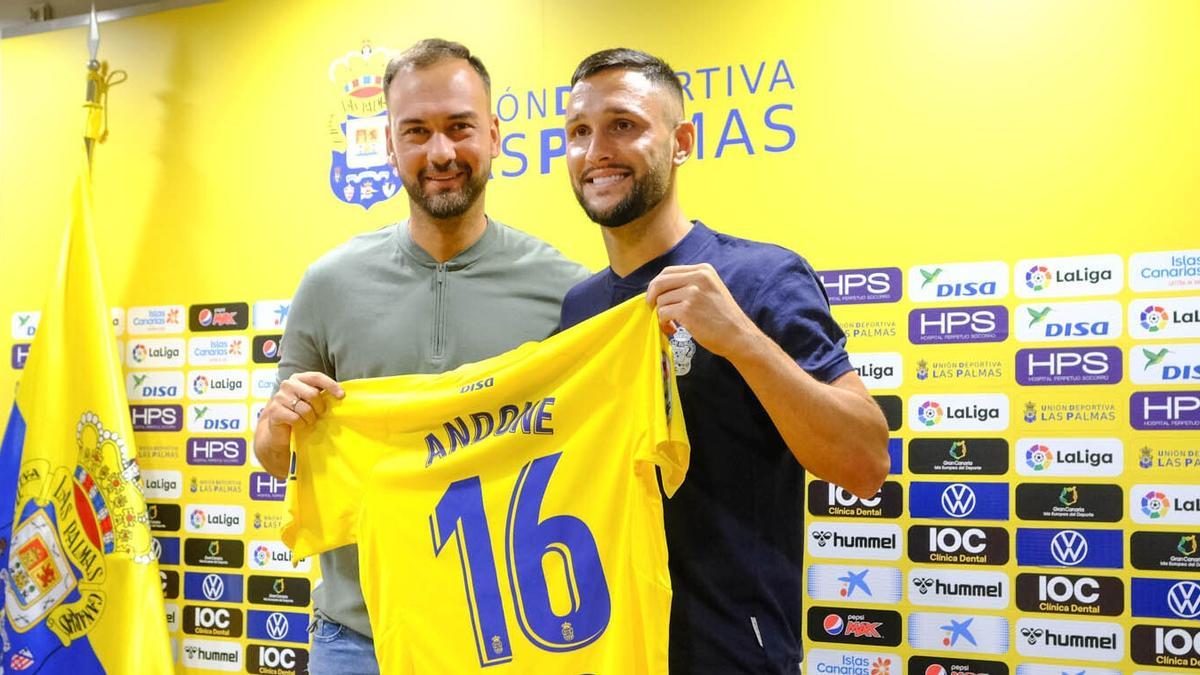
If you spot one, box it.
[383,38,491,97]
[570,48,684,107]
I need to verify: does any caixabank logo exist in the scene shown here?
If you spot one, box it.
[1129,297,1200,340]
[1131,531,1200,572]
[818,267,903,305]
[1014,254,1123,299]
[1130,248,1200,292]
[906,568,1009,610]
[247,610,310,644]
[909,656,1008,675]
[189,302,250,332]
[907,525,1008,566]
[248,575,311,607]
[908,482,1008,520]
[806,565,903,605]
[807,649,900,675]
[126,305,185,335]
[1132,485,1200,525]
[808,480,903,518]
[908,438,1008,475]
[806,606,902,647]
[182,604,244,638]
[1131,624,1200,669]
[907,612,1009,654]
[1130,343,1200,385]
[907,261,1009,303]
[907,395,1009,432]
[1015,438,1122,477]
[1014,618,1123,663]
[253,334,283,364]
[1014,572,1124,616]
[1131,578,1200,621]
[1132,391,1200,430]
[908,306,1008,345]
[1015,347,1122,386]
[1013,483,1123,522]
[1015,528,1123,568]
[184,538,246,568]
[807,523,902,561]
[1014,300,1123,343]
[247,644,308,675]
[849,352,903,389]
[252,299,291,330]
[183,571,244,604]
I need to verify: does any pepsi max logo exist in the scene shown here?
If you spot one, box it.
[807,606,902,646]
[190,303,249,332]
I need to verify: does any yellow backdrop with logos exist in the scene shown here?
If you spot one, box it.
[2,0,1198,672]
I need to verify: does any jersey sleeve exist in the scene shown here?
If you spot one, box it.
[644,324,690,498]
[750,254,853,384]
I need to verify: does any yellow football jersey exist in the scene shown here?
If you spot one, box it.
[281,296,689,674]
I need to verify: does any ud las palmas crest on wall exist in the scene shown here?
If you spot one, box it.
[328,42,401,209]
[1,412,154,669]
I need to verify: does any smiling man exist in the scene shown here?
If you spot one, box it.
[560,48,890,674]
[253,39,587,673]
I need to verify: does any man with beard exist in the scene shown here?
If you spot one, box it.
[559,49,890,674]
[253,39,587,673]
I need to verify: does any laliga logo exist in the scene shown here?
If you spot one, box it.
[132,343,148,363]
[190,509,206,528]
[192,375,209,396]
[918,401,944,427]
[940,483,977,518]
[1025,265,1052,291]
[1141,305,1170,332]
[254,545,270,566]
[1025,444,1053,471]
[266,612,290,641]
[1168,581,1200,619]
[1142,490,1170,519]
[1050,530,1089,566]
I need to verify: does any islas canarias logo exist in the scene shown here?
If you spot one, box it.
[328,42,400,210]
[3,413,155,647]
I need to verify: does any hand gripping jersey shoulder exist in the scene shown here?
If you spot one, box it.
[282,297,689,673]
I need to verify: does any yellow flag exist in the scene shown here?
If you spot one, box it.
[0,150,173,673]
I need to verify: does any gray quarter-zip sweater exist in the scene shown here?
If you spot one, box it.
[276,218,589,637]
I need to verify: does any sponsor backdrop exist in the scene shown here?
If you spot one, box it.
[2,0,1198,673]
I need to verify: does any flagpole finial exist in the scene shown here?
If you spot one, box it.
[87,4,100,66]
[83,5,126,157]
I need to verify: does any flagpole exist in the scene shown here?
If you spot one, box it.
[83,4,125,163]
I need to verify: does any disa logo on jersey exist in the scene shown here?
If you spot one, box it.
[1015,254,1123,298]
[10,310,39,339]
[907,261,1009,303]
[1015,300,1123,343]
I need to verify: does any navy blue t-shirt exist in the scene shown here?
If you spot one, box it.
[560,221,852,675]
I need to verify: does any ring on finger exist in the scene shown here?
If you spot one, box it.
[290,397,301,412]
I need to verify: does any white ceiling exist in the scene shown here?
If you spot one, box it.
[0,0,164,32]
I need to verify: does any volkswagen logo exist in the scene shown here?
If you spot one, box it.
[266,611,290,641]
[202,574,225,601]
[151,538,163,561]
[941,483,977,518]
[1168,581,1200,619]
[1050,530,1089,566]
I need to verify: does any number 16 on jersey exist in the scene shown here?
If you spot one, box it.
[431,451,612,668]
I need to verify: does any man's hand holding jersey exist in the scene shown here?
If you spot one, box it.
[255,372,345,479]
[645,263,890,498]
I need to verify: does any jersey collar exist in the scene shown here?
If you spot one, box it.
[609,220,716,294]
[394,217,500,270]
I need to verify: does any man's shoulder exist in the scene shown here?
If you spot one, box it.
[491,221,580,265]
[706,226,809,272]
[306,226,395,280]
[488,221,591,287]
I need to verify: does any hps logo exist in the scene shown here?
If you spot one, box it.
[816,267,903,305]
[1015,347,1122,386]
[908,306,1008,345]
[1131,391,1200,430]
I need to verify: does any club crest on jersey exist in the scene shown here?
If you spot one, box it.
[671,326,696,376]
